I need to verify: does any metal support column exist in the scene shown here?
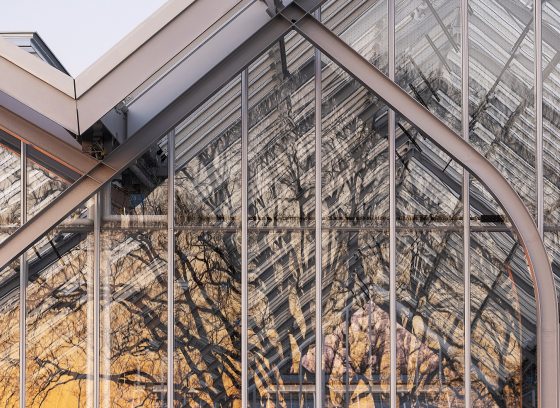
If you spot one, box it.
[241,70,249,408]
[461,0,471,405]
[93,193,100,408]
[535,0,543,237]
[19,141,27,408]
[314,8,323,407]
[388,0,397,406]
[167,131,175,408]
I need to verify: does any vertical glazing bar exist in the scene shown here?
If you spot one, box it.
[388,0,396,406]
[19,141,27,408]
[167,131,175,408]
[535,0,543,237]
[241,70,249,408]
[314,8,323,408]
[461,0,471,405]
[94,193,100,408]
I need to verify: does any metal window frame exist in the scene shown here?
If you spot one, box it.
[241,68,248,408]
[166,130,176,408]
[1,2,558,406]
[461,0,471,406]
[313,8,323,406]
[19,141,26,408]
[388,0,397,405]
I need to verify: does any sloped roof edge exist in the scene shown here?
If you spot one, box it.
[0,0,264,135]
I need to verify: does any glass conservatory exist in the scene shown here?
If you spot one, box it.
[0,0,559,407]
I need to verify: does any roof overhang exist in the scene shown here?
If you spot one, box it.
[0,0,273,135]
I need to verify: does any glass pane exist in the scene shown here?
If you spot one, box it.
[0,259,19,407]
[248,230,315,406]
[248,34,315,228]
[174,76,241,227]
[26,217,94,407]
[100,229,167,407]
[544,231,560,306]
[396,0,461,132]
[469,0,536,219]
[109,136,168,219]
[174,230,241,406]
[0,134,20,243]
[0,135,20,406]
[396,229,464,405]
[321,56,389,228]
[395,0,463,227]
[395,119,463,226]
[469,178,509,227]
[543,1,560,225]
[27,145,69,219]
[322,230,390,407]
[470,231,537,407]
[321,0,388,74]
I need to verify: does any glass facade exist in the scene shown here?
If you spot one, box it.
[0,0,558,407]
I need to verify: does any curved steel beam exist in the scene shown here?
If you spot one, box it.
[281,7,558,407]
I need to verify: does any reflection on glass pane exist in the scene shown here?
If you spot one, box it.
[27,146,69,219]
[470,232,537,407]
[469,0,536,218]
[174,231,241,406]
[544,232,560,302]
[26,229,94,407]
[248,34,315,227]
[100,230,167,407]
[110,136,168,218]
[0,259,19,407]
[396,230,464,406]
[321,0,388,73]
[322,231,390,407]
[0,135,20,243]
[321,56,389,228]
[248,231,315,406]
[396,120,463,226]
[394,0,463,227]
[543,1,560,225]
[283,30,315,75]
[174,77,241,227]
[396,0,461,132]
[470,178,508,227]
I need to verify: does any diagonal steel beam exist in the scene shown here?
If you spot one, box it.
[280,7,558,407]
[0,14,292,269]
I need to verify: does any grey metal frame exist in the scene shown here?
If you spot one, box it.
[387,0,397,406]
[18,141,26,408]
[166,131,175,408]
[1,1,558,406]
[313,8,323,405]
[241,68,249,408]
[461,0,471,406]
[93,193,100,408]
[535,0,543,239]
